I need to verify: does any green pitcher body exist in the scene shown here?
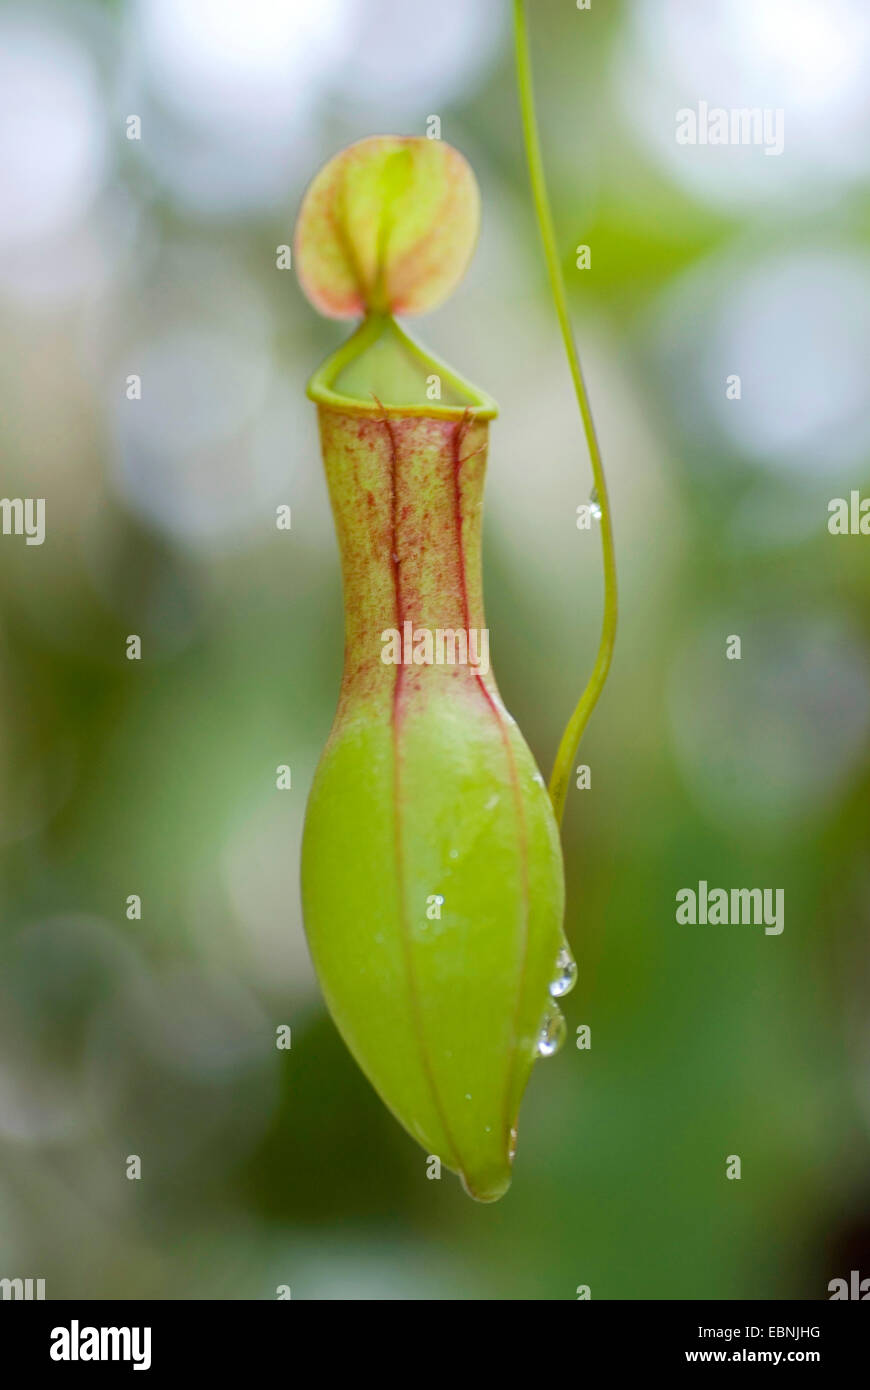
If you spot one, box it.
[301,402,567,1201]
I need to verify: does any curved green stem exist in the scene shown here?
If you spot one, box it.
[512,0,618,829]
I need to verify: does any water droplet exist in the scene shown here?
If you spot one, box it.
[508,1126,518,1161]
[536,1006,566,1058]
[549,946,578,999]
[589,486,602,521]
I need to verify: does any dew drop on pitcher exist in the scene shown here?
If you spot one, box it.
[589,486,602,521]
[548,946,578,999]
[536,1006,566,1058]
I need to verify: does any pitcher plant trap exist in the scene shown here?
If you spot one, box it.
[294,1,617,1202]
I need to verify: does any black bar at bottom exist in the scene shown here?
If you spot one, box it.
[1,1298,866,1374]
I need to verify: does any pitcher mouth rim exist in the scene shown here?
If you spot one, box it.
[306,311,499,421]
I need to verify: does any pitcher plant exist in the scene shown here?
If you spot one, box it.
[295,1,617,1202]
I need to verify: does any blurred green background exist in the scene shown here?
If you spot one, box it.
[1,0,869,1299]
